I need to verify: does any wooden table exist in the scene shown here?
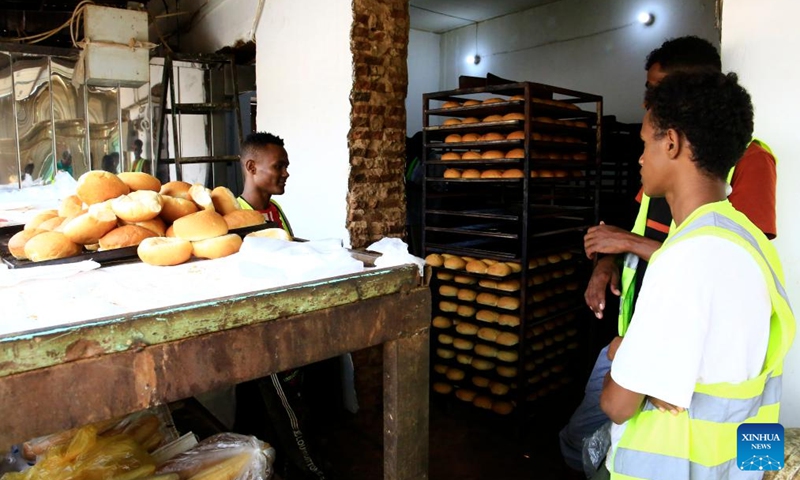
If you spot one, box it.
[0,264,431,480]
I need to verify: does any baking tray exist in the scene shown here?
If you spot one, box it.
[0,221,280,269]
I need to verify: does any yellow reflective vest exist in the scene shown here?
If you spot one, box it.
[618,139,775,336]
[236,196,293,237]
[610,200,795,480]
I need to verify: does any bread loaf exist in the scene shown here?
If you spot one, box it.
[496,332,520,346]
[433,383,453,395]
[223,209,266,230]
[425,253,444,267]
[496,350,518,363]
[455,322,479,335]
[112,190,164,222]
[465,260,488,274]
[453,338,474,350]
[497,279,521,292]
[505,148,525,159]
[192,233,243,259]
[444,134,462,143]
[160,196,199,223]
[493,401,514,415]
[478,279,498,289]
[461,133,481,142]
[453,275,476,285]
[99,225,157,250]
[497,366,517,378]
[188,184,215,211]
[462,100,480,106]
[443,168,462,179]
[482,97,504,104]
[456,354,473,365]
[481,132,505,141]
[457,289,477,302]
[137,237,193,266]
[24,231,81,261]
[503,112,525,121]
[439,301,457,312]
[37,216,65,231]
[456,389,477,402]
[490,381,510,396]
[482,115,504,123]
[118,172,161,192]
[437,271,454,281]
[501,169,524,178]
[475,310,499,323]
[446,368,465,382]
[456,305,476,318]
[473,396,493,410]
[438,334,454,345]
[462,151,482,160]
[444,256,466,270]
[245,227,292,241]
[76,170,130,205]
[9,229,43,259]
[487,262,512,277]
[443,118,461,126]
[470,358,495,371]
[432,316,452,328]
[506,130,525,140]
[474,344,497,358]
[462,169,481,179]
[462,117,479,124]
[121,217,167,237]
[480,169,503,179]
[439,285,458,297]
[62,211,118,245]
[159,181,192,199]
[477,327,500,342]
[476,292,499,307]
[498,314,520,327]
[481,150,505,160]
[442,152,462,161]
[58,195,84,218]
[210,186,241,215]
[173,210,228,241]
[472,376,491,388]
[442,101,461,109]
[25,210,59,230]
[436,348,455,359]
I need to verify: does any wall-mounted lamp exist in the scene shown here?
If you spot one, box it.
[466,54,481,65]
[637,12,655,26]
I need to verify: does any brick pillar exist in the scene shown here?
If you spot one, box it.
[348,0,409,249]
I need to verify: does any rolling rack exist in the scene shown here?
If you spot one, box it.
[422,81,602,421]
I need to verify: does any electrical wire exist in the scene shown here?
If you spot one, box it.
[6,0,94,45]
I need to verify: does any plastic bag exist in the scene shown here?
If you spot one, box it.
[155,433,275,480]
[582,421,612,479]
[2,425,156,480]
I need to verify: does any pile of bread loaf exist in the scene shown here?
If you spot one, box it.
[440,94,583,111]
[8,170,291,266]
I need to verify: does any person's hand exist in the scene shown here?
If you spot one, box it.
[607,336,623,361]
[584,256,620,319]
[647,396,684,415]
[584,222,634,260]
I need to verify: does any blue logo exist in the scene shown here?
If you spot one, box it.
[737,423,784,471]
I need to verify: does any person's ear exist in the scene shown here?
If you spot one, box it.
[665,128,683,160]
[244,158,256,175]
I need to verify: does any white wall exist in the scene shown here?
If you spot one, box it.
[407,29,441,135]
[435,0,717,123]
[256,0,352,245]
[722,0,800,428]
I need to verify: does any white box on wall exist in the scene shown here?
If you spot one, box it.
[83,5,149,87]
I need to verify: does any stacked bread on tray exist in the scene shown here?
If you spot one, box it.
[8,171,291,266]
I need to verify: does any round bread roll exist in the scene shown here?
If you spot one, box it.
[461,169,480,179]
[498,296,521,311]
[482,115,504,122]
[456,305,476,318]
[159,181,192,199]
[58,195,84,218]
[453,338,474,350]
[506,262,522,273]
[437,271,454,281]
[210,186,240,215]
[123,217,167,237]
[497,279,521,292]
[498,314,520,327]
[490,381,510,396]
[465,260,488,274]
[497,350,518,363]
[501,169,524,179]
[25,210,59,230]
[223,209,266,230]
[432,383,453,395]
[487,262,512,277]
[560,251,574,261]
[497,332,520,347]
[443,168,462,179]
[165,225,175,237]
[453,275,477,285]
[456,389,477,402]
[474,344,498,358]
[473,396,493,410]
[112,190,163,222]
[192,233,243,259]
[493,401,514,415]
[432,316,452,328]
[505,148,525,159]
[481,150,505,160]
[479,132,503,142]
[9,229,44,259]
[443,256,466,270]
[433,364,449,374]
[76,170,130,205]
[24,231,81,262]
[462,151,482,160]
[117,172,161,192]
[99,225,157,250]
[503,112,525,121]
[470,358,495,371]
[426,253,444,267]
[62,211,118,245]
[480,169,503,179]
[188,184,215,211]
[173,210,228,241]
[478,279,498,289]
[456,355,473,367]
[439,301,457,312]
[462,133,481,142]
[506,131,525,141]
[482,97,504,104]
[456,322,479,335]
[160,196,199,223]
[436,348,455,359]
[438,334,454,345]
[477,327,500,342]
[446,368,465,382]
[462,117,479,124]
[547,254,562,264]
[462,100,480,106]
[439,285,458,297]
[444,134,462,143]
[442,152,462,161]
[476,292,499,307]
[497,366,517,378]
[443,118,461,126]
[457,289,477,302]
[137,237,193,266]
[442,101,461,109]
[37,216,65,231]
[475,310,499,324]
[473,376,491,388]
[539,169,555,178]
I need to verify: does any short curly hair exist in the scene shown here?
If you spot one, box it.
[644,71,753,181]
[645,36,721,73]
[241,132,285,160]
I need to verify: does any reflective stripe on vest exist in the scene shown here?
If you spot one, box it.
[610,201,795,480]
[132,158,146,172]
[236,196,294,237]
[620,138,776,336]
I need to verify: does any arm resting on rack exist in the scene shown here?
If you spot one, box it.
[584,223,662,262]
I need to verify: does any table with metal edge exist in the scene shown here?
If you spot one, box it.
[0,263,431,480]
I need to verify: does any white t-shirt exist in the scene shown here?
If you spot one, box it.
[607,235,771,467]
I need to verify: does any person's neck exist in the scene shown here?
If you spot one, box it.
[241,185,272,211]
[666,176,727,227]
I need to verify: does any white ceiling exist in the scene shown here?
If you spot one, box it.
[409,0,559,33]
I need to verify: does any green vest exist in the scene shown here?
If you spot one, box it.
[132,157,147,173]
[236,196,294,237]
[618,139,775,336]
[610,200,795,479]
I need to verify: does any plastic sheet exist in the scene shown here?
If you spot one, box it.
[582,421,612,479]
[155,433,275,480]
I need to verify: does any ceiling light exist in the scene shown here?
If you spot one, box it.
[465,54,481,65]
[637,12,655,26]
